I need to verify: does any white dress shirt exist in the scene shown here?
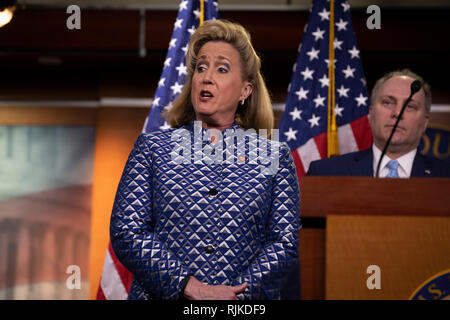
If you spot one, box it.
[372,145,417,178]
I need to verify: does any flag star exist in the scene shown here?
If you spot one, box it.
[325,58,337,67]
[335,104,344,117]
[318,8,330,21]
[337,85,349,98]
[179,0,188,11]
[333,38,343,50]
[169,38,177,49]
[193,9,201,20]
[312,28,325,41]
[306,47,320,61]
[308,114,321,128]
[284,127,298,141]
[355,93,368,106]
[164,102,173,111]
[182,44,189,55]
[158,77,166,87]
[171,82,184,95]
[160,121,171,130]
[342,65,356,78]
[348,46,360,59]
[341,2,350,12]
[295,87,309,101]
[176,62,188,76]
[174,18,183,30]
[318,74,329,88]
[313,94,326,108]
[361,78,367,87]
[164,57,172,68]
[301,67,314,81]
[152,97,160,107]
[335,19,348,31]
[187,25,196,35]
[289,107,303,121]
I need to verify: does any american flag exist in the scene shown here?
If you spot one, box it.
[143,0,219,132]
[96,0,219,300]
[279,0,373,177]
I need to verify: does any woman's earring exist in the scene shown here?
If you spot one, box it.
[241,99,245,105]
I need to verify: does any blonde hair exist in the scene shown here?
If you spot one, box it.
[165,19,274,133]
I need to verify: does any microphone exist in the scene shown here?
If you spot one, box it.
[375,80,422,178]
[410,80,422,95]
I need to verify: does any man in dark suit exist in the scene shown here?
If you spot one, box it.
[307,69,450,178]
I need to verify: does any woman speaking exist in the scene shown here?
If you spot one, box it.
[110,20,301,300]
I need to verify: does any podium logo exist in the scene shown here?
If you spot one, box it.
[366,265,381,290]
[410,269,450,300]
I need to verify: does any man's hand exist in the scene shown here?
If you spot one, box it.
[183,276,247,300]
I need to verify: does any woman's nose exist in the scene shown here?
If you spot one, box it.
[202,69,214,84]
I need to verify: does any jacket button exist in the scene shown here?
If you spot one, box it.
[204,244,215,254]
[208,188,218,196]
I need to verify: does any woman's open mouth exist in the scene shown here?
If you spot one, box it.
[199,90,214,101]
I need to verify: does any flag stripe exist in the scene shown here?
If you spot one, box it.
[338,123,358,154]
[313,132,328,159]
[108,243,133,292]
[291,149,306,177]
[350,115,373,150]
[100,246,129,300]
[297,137,322,174]
[96,286,106,300]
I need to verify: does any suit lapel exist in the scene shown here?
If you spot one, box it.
[351,148,373,177]
[411,152,431,177]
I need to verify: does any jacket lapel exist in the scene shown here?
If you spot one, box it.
[351,148,374,177]
[411,152,431,177]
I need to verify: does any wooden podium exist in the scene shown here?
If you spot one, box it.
[298,177,450,300]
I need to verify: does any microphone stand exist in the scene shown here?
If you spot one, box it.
[375,80,422,178]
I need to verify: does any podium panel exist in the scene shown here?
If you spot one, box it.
[325,215,450,299]
[299,177,450,299]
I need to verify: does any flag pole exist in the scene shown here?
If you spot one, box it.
[327,0,339,157]
[200,0,204,26]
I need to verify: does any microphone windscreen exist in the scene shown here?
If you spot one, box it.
[411,80,422,94]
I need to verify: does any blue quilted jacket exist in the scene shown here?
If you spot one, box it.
[110,121,301,299]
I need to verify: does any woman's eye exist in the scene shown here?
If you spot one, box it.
[218,67,228,73]
[196,65,207,72]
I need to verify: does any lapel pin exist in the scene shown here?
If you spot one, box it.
[238,155,246,163]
